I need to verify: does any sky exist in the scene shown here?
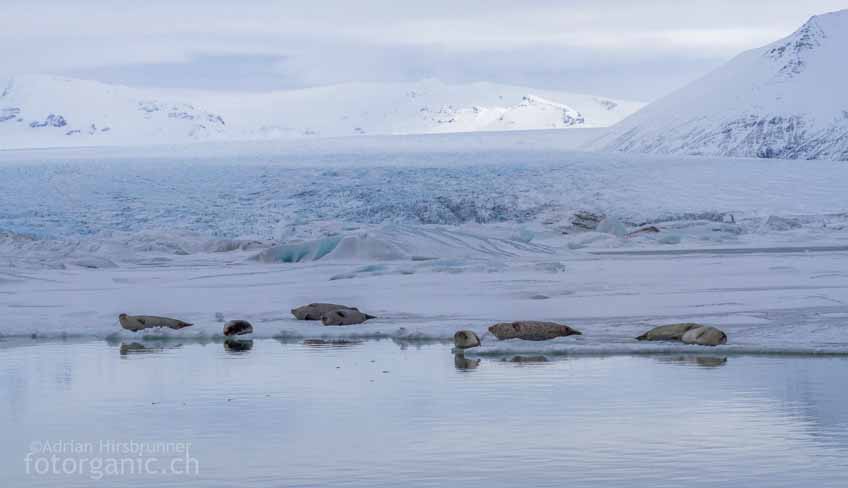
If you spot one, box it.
[2,0,846,101]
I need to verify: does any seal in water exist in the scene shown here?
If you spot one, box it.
[223,320,253,336]
[119,314,193,332]
[488,321,582,341]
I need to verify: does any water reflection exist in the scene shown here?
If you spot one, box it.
[119,342,183,356]
[501,355,550,364]
[655,355,729,368]
[302,339,363,349]
[224,339,254,353]
[453,353,481,370]
[392,337,452,350]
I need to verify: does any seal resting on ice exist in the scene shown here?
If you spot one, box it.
[292,303,364,320]
[681,326,728,346]
[320,308,375,326]
[118,313,193,332]
[223,320,254,336]
[636,323,702,341]
[488,321,582,341]
[453,330,481,349]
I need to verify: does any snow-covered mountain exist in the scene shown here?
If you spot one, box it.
[0,76,229,148]
[0,75,643,149]
[593,9,848,161]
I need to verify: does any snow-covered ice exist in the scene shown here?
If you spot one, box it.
[1,132,848,355]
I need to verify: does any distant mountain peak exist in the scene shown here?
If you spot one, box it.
[765,15,826,80]
[593,9,848,161]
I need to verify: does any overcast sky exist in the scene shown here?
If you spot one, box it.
[3,1,845,100]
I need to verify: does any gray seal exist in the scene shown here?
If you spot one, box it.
[223,320,254,336]
[681,326,728,346]
[636,323,701,341]
[321,309,375,326]
[292,303,360,320]
[488,321,582,341]
[453,330,481,349]
[119,314,193,332]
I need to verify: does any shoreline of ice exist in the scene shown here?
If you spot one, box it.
[4,333,848,357]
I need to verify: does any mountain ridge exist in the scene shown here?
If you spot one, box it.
[0,75,643,149]
[591,9,848,161]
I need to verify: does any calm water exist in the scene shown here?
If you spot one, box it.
[1,339,847,487]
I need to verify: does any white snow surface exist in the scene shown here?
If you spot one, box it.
[0,75,642,149]
[593,9,848,161]
[2,133,848,354]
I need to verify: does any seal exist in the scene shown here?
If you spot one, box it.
[223,320,253,336]
[453,330,481,349]
[681,326,728,346]
[292,303,360,320]
[636,323,702,341]
[488,321,582,341]
[119,313,193,332]
[320,308,375,326]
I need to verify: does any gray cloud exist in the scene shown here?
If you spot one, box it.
[2,0,846,100]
